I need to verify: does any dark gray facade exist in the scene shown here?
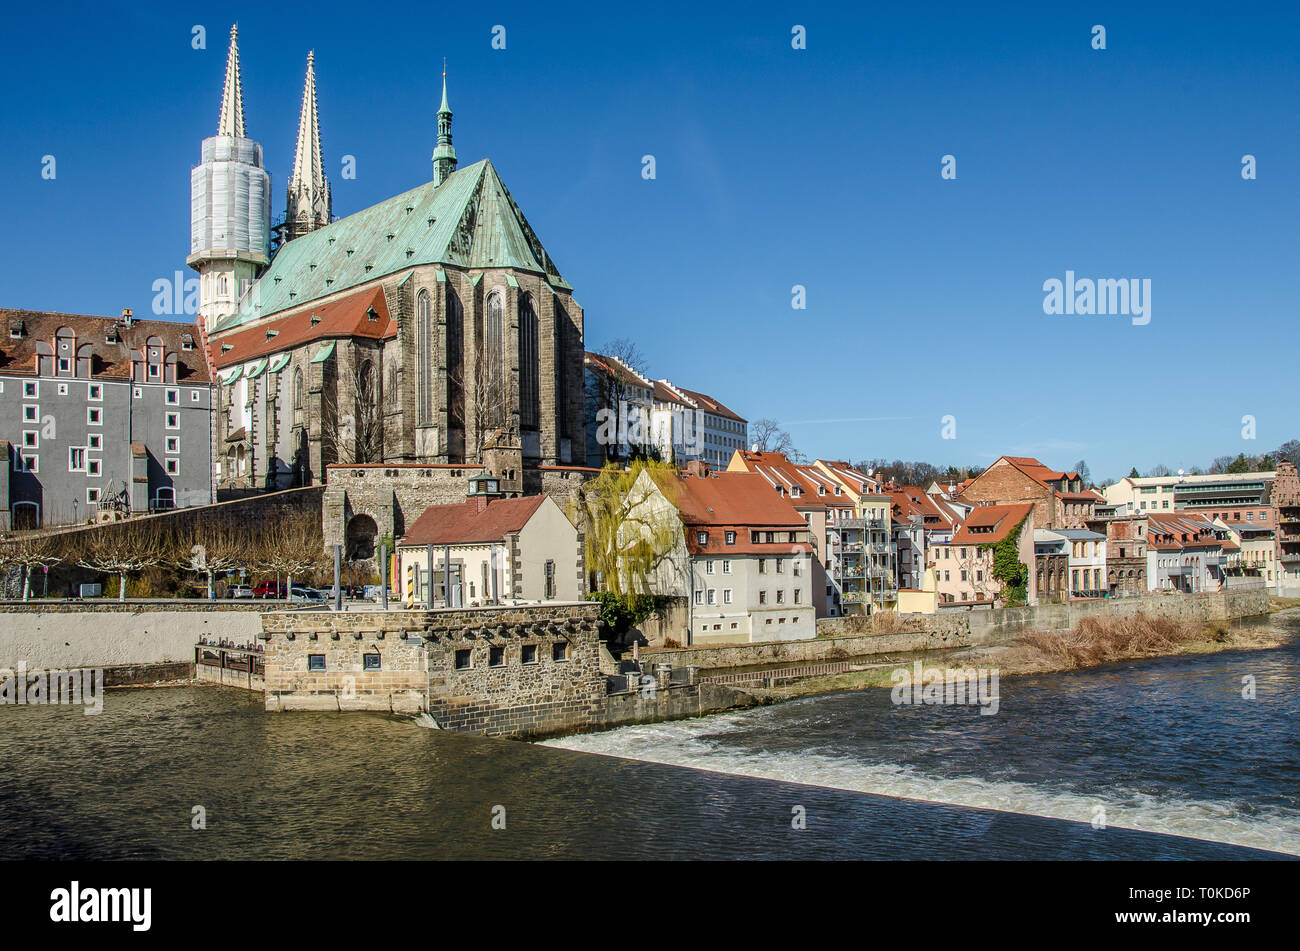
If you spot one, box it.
[0,310,213,529]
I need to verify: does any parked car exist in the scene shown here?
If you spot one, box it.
[227,585,253,600]
[288,586,325,603]
[253,582,286,599]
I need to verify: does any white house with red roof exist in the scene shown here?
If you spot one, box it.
[636,466,816,644]
[930,503,1036,606]
[395,476,581,607]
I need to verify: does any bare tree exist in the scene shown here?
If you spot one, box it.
[0,533,63,601]
[586,340,656,465]
[323,357,385,465]
[183,516,247,599]
[749,417,796,456]
[448,333,513,460]
[260,511,326,596]
[73,520,169,602]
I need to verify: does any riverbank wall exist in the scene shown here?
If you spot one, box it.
[0,603,264,677]
[642,587,1271,672]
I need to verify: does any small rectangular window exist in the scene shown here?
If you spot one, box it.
[307,654,326,671]
[165,459,179,475]
[58,357,70,373]
[86,488,100,503]
[165,388,179,405]
[723,588,733,604]
[88,434,102,450]
[166,436,180,454]
[521,644,538,665]
[190,390,201,402]
[22,405,37,422]
[165,412,179,429]
[57,383,68,396]
[88,384,102,401]
[454,649,472,670]
[696,531,708,546]
[725,531,736,545]
[489,646,505,667]
[552,642,568,662]
[22,431,38,448]
[69,447,86,472]
[363,653,382,671]
[87,408,102,425]
[24,381,37,398]
[88,459,101,476]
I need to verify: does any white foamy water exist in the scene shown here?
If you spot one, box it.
[543,713,1300,857]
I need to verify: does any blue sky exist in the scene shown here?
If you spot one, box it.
[1,1,1296,481]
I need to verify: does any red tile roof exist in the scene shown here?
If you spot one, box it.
[891,486,956,531]
[210,286,393,368]
[649,469,811,556]
[0,308,210,383]
[400,494,547,546]
[945,503,1034,545]
[1146,513,1234,551]
[585,351,652,391]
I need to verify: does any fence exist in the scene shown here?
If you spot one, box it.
[698,660,857,686]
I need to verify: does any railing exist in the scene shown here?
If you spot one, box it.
[700,661,856,686]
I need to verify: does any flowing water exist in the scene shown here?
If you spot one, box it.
[1,614,1296,859]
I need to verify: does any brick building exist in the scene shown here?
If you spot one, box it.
[960,455,1098,529]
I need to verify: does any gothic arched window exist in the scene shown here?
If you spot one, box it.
[416,290,432,425]
[518,293,539,429]
[293,366,304,413]
[447,289,464,428]
[484,290,506,428]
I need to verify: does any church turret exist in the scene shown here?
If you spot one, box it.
[431,65,457,186]
[188,24,272,324]
[283,51,331,243]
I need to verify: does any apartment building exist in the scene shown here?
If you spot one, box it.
[0,308,213,529]
[650,380,747,468]
[1146,513,1234,593]
[961,455,1098,529]
[640,466,815,644]
[812,460,895,614]
[1274,463,1300,594]
[888,485,957,590]
[931,503,1035,606]
[583,351,655,467]
[726,449,857,617]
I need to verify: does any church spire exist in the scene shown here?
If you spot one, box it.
[432,62,457,186]
[284,50,331,243]
[217,24,246,138]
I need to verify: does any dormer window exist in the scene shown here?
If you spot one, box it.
[366,307,378,322]
[105,325,118,343]
[9,319,24,339]
[180,333,194,351]
[697,531,708,546]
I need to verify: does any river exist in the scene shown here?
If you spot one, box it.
[1,614,1296,859]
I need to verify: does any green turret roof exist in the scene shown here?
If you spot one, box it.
[214,158,568,332]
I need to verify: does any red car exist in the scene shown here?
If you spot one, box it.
[252,582,286,599]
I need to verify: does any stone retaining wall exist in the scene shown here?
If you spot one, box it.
[646,588,1271,672]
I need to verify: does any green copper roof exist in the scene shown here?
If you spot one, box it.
[215,159,569,332]
[310,341,336,363]
[245,357,268,379]
[267,353,291,373]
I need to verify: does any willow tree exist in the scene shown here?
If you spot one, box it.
[582,460,683,615]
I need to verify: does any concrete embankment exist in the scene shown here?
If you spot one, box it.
[642,588,1272,674]
[0,602,264,682]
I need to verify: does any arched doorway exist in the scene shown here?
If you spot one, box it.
[11,502,39,531]
[345,514,378,562]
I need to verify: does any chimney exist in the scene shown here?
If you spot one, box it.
[684,460,710,479]
[475,493,490,514]
[121,307,134,328]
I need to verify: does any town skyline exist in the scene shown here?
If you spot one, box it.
[1,1,1296,479]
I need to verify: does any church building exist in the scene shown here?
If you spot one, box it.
[195,26,587,492]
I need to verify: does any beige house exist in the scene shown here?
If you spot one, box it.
[931,503,1035,606]
[397,477,582,607]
